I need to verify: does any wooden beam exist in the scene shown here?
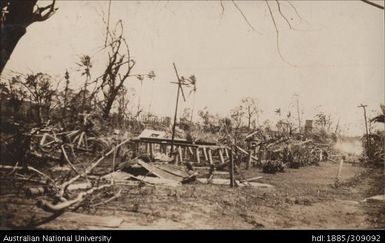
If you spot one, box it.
[236,146,258,161]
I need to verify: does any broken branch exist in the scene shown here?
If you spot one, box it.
[0,165,56,186]
[59,139,130,196]
[61,145,81,175]
[92,189,122,207]
[37,183,113,213]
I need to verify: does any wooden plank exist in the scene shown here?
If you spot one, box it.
[136,160,183,182]
[127,174,181,187]
[133,137,217,146]
[153,164,189,178]
[240,176,263,182]
[103,171,132,181]
[197,178,229,185]
[241,182,274,188]
[236,146,258,161]
[197,178,273,188]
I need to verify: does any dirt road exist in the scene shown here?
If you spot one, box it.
[1,161,384,229]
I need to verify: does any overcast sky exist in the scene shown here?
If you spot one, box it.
[3,0,384,136]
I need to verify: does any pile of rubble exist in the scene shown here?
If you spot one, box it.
[106,158,273,189]
[244,130,330,174]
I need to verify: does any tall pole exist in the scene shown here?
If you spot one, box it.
[170,63,181,156]
[294,94,301,134]
[358,104,369,158]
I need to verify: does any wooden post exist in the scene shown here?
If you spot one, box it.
[247,149,253,169]
[257,147,262,166]
[262,148,268,162]
[203,147,208,161]
[229,149,235,187]
[195,147,201,164]
[224,148,229,158]
[178,146,183,163]
[188,147,194,156]
[149,143,154,158]
[218,149,225,164]
[358,104,370,159]
[170,63,187,156]
[145,143,150,154]
[174,152,179,165]
[112,146,117,172]
[132,142,138,158]
[183,147,187,160]
[208,148,213,165]
[336,157,345,182]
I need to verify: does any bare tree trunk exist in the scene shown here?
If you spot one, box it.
[102,93,117,119]
[229,149,236,187]
[1,1,35,73]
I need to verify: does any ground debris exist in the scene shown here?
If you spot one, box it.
[38,212,123,229]
[362,195,385,203]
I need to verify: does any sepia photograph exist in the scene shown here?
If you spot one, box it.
[0,0,384,232]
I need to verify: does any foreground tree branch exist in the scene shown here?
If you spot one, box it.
[360,0,384,10]
[0,164,56,186]
[231,0,258,32]
[59,139,130,197]
[37,183,113,213]
[0,0,57,73]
